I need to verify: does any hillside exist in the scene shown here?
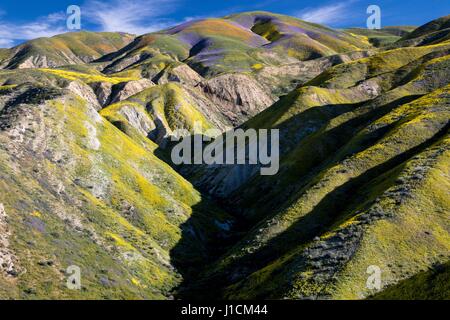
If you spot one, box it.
[0,12,449,300]
[99,11,370,78]
[175,26,450,299]
[0,31,135,69]
[0,79,233,299]
[370,261,450,300]
[403,14,450,40]
[345,26,416,47]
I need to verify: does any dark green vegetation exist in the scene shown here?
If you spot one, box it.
[0,11,449,300]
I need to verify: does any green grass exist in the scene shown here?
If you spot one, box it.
[0,87,229,299]
[179,48,450,299]
[38,68,138,84]
[101,82,216,141]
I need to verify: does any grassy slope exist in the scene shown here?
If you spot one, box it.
[0,85,230,299]
[370,262,450,300]
[228,11,370,52]
[403,15,450,40]
[100,11,371,78]
[1,31,134,69]
[101,33,192,79]
[0,67,140,102]
[386,15,450,49]
[178,42,450,300]
[100,82,217,140]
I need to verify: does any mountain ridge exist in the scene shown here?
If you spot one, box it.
[0,31,135,69]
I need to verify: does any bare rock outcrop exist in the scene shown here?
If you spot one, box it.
[156,64,203,86]
[109,79,155,104]
[117,104,156,136]
[0,203,19,277]
[91,82,114,107]
[255,50,375,95]
[198,73,276,126]
[66,81,102,111]
[16,55,51,69]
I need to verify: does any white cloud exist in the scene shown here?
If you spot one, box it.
[0,0,180,48]
[83,0,179,34]
[296,1,356,26]
[46,12,67,23]
[0,38,14,47]
[0,12,66,48]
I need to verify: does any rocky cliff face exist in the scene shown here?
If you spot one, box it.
[156,64,203,87]
[198,73,276,126]
[109,79,155,104]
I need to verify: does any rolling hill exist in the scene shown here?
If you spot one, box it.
[0,31,135,69]
[344,26,416,47]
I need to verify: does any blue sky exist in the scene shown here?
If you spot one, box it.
[0,0,448,47]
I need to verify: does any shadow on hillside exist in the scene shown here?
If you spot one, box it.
[180,120,449,299]
[158,93,440,299]
[167,195,248,300]
[230,95,425,220]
